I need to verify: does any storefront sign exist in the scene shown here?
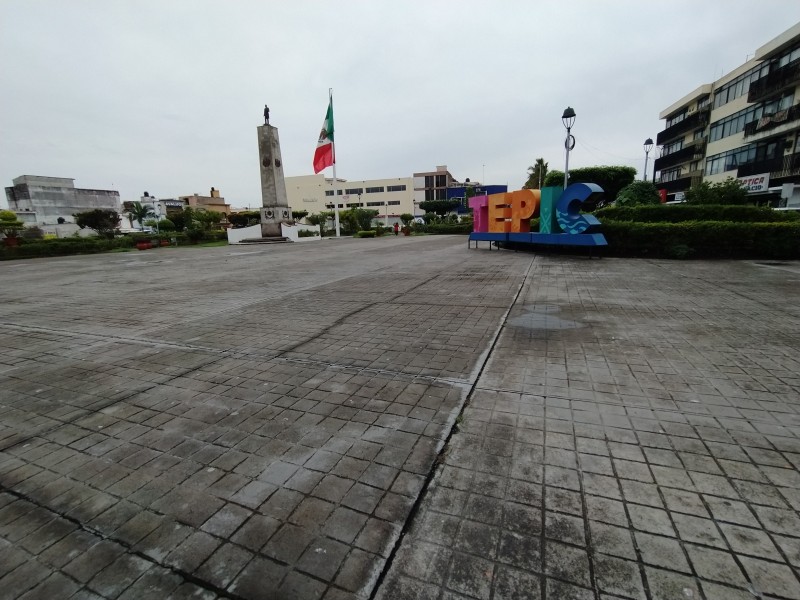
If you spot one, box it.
[737,173,770,193]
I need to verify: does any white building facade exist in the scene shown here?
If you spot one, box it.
[285,174,415,224]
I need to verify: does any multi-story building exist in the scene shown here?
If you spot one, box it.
[413,165,456,214]
[5,175,121,226]
[285,174,415,222]
[179,187,231,215]
[656,23,800,205]
[446,181,508,214]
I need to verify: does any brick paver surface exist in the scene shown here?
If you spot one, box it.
[378,257,800,600]
[1,238,799,599]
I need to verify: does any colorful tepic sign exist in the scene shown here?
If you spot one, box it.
[469,184,607,247]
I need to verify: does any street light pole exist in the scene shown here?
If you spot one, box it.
[562,107,576,189]
[643,138,654,182]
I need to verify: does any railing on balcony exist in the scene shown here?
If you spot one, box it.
[656,171,703,193]
[743,104,800,137]
[737,151,800,179]
[747,59,800,103]
[653,138,706,171]
[656,106,711,145]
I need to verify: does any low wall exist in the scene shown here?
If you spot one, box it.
[282,223,320,242]
[227,224,261,244]
[226,223,321,244]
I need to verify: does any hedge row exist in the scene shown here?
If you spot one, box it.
[600,220,800,259]
[596,204,800,224]
[425,223,473,235]
[0,230,229,260]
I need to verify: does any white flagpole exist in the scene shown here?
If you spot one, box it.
[329,89,341,237]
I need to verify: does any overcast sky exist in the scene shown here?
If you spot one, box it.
[2,1,800,209]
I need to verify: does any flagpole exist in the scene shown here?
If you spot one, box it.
[329,89,341,237]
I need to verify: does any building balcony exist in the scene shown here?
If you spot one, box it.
[743,104,800,139]
[737,151,800,181]
[656,171,702,193]
[656,106,710,145]
[653,138,706,171]
[748,59,800,103]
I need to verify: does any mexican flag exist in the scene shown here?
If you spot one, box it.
[313,98,335,173]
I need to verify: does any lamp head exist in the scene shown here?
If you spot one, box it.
[562,107,576,129]
[644,138,654,153]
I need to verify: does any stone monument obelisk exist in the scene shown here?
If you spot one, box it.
[258,106,291,237]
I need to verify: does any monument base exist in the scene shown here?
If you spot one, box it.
[261,222,283,237]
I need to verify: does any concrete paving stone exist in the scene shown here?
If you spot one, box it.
[633,531,691,573]
[545,578,594,600]
[739,555,800,600]
[87,553,152,599]
[445,552,495,600]
[63,539,127,583]
[699,581,756,600]
[627,505,676,537]
[684,544,749,586]
[718,522,785,561]
[135,519,193,563]
[643,567,701,600]
[589,521,637,561]
[0,560,54,600]
[277,570,328,600]
[227,556,286,599]
[164,530,222,573]
[262,523,315,564]
[194,542,253,590]
[545,541,591,588]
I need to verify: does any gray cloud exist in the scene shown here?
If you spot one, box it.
[2,1,798,207]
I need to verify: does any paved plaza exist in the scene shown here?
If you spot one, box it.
[0,236,799,600]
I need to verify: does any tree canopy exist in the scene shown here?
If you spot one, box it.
[125,201,155,229]
[544,166,636,210]
[74,209,120,238]
[419,200,460,216]
[523,158,548,189]
[615,181,661,207]
[0,210,25,238]
[685,178,749,205]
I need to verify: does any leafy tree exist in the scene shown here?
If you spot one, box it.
[125,201,155,230]
[169,208,191,232]
[0,210,25,240]
[544,166,636,209]
[228,210,261,228]
[685,178,749,205]
[158,218,175,231]
[400,213,414,227]
[524,158,549,189]
[74,209,120,239]
[306,211,333,236]
[292,210,309,221]
[419,199,460,216]
[194,210,224,230]
[615,181,661,207]
[337,208,378,234]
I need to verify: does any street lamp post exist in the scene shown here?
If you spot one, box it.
[562,107,576,189]
[643,138,654,182]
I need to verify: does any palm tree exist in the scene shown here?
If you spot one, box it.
[524,158,549,189]
[126,202,155,231]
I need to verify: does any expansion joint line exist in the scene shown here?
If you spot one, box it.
[368,256,537,599]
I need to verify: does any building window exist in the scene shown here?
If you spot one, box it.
[387,184,406,192]
[365,186,384,193]
[435,175,447,187]
[366,201,384,207]
[425,175,434,187]
[713,63,770,109]
[666,110,686,128]
[705,144,758,176]
[346,203,361,208]
[325,190,334,196]
[388,201,400,205]
[662,139,684,156]
[345,188,363,195]
[660,167,682,182]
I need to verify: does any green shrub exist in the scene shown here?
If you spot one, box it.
[356,230,376,238]
[425,223,472,235]
[600,220,800,259]
[298,229,319,237]
[596,204,799,223]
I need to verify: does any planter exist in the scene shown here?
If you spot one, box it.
[136,241,151,250]
[2,237,20,247]
[160,239,170,247]
[402,227,411,236]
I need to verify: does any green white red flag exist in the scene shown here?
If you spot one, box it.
[313,98,335,173]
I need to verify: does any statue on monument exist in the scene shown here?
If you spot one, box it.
[264,105,270,125]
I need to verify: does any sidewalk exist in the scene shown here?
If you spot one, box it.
[0,240,799,599]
